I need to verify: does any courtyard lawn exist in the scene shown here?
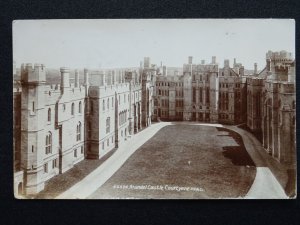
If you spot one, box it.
[89,124,256,199]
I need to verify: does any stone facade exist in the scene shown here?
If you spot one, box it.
[14,61,154,196]
[247,50,296,164]
[153,56,246,124]
[13,51,296,196]
[218,59,247,124]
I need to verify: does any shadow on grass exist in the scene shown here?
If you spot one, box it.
[216,127,255,167]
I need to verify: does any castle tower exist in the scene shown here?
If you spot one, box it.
[20,63,46,195]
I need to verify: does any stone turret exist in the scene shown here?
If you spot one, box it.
[60,67,70,94]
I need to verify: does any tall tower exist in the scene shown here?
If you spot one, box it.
[20,63,46,195]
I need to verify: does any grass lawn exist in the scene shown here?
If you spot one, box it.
[89,124,256,199]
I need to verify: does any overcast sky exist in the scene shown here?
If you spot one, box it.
[13,19,295,70]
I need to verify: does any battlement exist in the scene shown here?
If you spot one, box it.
[266,50,293,62]
[21,63,46,83]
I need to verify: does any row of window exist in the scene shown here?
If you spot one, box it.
[45,122,82,155]
[44,158,58,173]
[102,136,114,150]
[157,82,184,87]
[119,110,128,126]
[102,97,114,111]
[193,87,210,104]
[175,100,184,107]
[47,101,82,122]
[219,101,229,111]
[160,99,169,107]
[175,90,183,97]
[192,75,209,82]
[43,146,84,173]
[158,89,169,96]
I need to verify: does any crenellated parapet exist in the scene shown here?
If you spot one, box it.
[21,63,46,84]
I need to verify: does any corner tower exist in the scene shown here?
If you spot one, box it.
[20,63,46,195]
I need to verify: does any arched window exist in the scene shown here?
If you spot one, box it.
[79,101,82,113]
[112,97,114,108]
[45,132,52,154]
[71,103,74,115]
[77,122,81,141]
[48,108,51,122]
[107,99,109,109]
[106,117,110,133]
[103,99,105,111]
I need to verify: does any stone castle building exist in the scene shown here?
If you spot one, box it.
[247,50,296,164]
[13,50,296,197]
[13,61,154,196]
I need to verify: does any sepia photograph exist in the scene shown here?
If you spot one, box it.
[12,19,296,199]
